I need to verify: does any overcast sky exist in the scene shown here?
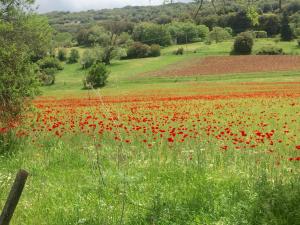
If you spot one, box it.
[36,0,191,13]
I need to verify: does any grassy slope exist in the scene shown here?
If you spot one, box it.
[42,39,300,97]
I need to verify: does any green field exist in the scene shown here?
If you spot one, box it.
[42,39,300,97]
[1,39,300,225]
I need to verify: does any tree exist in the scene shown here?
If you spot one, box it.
[83,63,110,89]
[80,48,104,69]
[0,0,52,126]
[53,32,73,48]
[227,10,253,34]
[100,21,134,65]
[207,27,231,43]
[57,48,67,61]
[258,14,281,37]
[281,13,294,41]
[68,49,80,64]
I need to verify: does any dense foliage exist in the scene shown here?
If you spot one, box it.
[37,56,63,85]
[207,27,232,43]
[83,63,110,89]
[68,49,80,64]
[256,46,285,55]
[232,32,254,55]
[0,0,52,125]
[127,42,161,59]
[281,12,294,41]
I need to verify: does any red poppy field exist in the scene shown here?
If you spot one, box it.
[11,81,298,166]
[1,70,300,224]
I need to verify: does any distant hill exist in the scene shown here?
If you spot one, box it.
[44,0,300,38]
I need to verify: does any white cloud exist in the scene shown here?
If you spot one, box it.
[36,0,191,13]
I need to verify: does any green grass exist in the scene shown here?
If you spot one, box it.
[1,39,300,225]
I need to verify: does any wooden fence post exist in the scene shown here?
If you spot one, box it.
[0,170,29,225]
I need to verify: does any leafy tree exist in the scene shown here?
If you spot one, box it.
[227,10,253,34]
[0,0,52,125]
[68,49,80,64]
[258,14,281,37]
[57,48,67,61]
[80,48,104,69]
[281,13,294,41]
[81,50,96,69]
[87,25,110,47]
[83,63,110,89]
[77,28,90,46]
[53,32,73,48]
[207,27,231,43]
[232,31,254,55]
[38,56,63,71]
[100,21,134,65]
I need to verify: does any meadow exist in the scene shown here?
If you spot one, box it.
[1,39,300,225]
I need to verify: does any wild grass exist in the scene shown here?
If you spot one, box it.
[1,39,300,224]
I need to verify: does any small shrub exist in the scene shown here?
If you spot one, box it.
[174,47,184,55]
[232,32,254,55]
[127,42,151,59]
[149,44,161,57]
[256,46,285,55]
[83,63,109,89]
[68,49,80,64]
[298,39,300,47]
[57,48,67,61]
[254,31,268,38]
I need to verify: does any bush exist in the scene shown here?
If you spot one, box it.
[174,47,184,55]
[57,48,67,61]
[68,49,80,64]
[254,31,268,38]
[127,42,151,59]
[149,44,161,57]
[83,63,110,89]
[298,39,300,47]
[232,32,254,55]
[256,46,285,55]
